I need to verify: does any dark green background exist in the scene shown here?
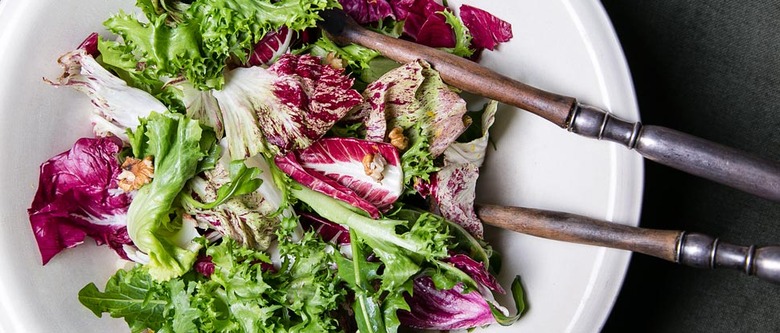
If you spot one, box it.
[599,1,780,332]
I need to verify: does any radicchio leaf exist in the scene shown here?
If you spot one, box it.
[177,81,224,138]
[28,137,133,264]
[45,49,168,142]
[443,254,503,293]
[459,4,514,51]
[413,11,456,48]
[247,27,294,67]
[401,0,448,42]
[275,148,381,218]
[399,249,517,330]
[213,54,362,159]
[77,32,100,58]
[300,212,350,245]
[398,276,495,330]
[292,138,403,209]
[339,0,396,25]
[354,59,468,157]
[432,101,497,238]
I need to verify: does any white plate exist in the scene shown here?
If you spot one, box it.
[0,0,643,332]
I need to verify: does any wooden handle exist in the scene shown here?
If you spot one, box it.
[475,204,682,261]
[321,10,576,128]
[476,204,780,284]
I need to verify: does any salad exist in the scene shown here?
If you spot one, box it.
[26,0,524,332]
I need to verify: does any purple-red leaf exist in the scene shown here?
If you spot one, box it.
[414,12,456,48]
[432,101,497,238]
[294,138,403,209]
[399,276,496,330]
[339,0,396,24]
[459,4,513,51]
[77,32,100,58]
[275,138,404,218]
[300,212,350,245]
[444,254,504,293]
[214,54,363,159]
[247,27,293,67]
[399,250,507,330]
[276,153,381,218]
[401,0,450,44]
[28,137,133,264]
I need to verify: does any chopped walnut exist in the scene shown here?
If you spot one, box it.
[388,127,409,151]
[117,156,154,192]
[362,153,387,182]
[324,52,346,69]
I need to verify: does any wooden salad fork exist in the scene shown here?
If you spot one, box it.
[476,203,780,284]
[318,9,780,202]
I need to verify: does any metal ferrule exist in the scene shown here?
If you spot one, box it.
[568,102,642,149]
[677,232,780,283]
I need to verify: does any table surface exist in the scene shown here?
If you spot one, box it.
[599,1,780,332]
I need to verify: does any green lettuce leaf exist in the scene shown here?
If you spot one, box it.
[101,0,339,90]
[79,234,345,333]
[126,112,210,281]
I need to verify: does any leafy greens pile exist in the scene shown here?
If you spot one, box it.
[27,0,523,332]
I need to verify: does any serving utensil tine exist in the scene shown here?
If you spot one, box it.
[476,204,780,284]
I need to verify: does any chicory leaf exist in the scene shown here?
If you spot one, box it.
[432,101,497,238]
[353,59,468,190]
[291,184,450,292]
[78,266,167,333]
[45,49,168,142]
[288,137,404,210]
[398,275,495,330]
[489,275,527,326]
[28,136,133,264]
[459,4,514,51]
[247,27,294,66]
[276,152,383,218]
[339,0,396,24]
[81,234,346,333]
[183,153,289,251]
[213,54,363,159]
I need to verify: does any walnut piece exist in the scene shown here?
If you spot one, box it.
[362,153,387,182]
[117,156,154,192]
[388,126,409,151]
[324,52,346,70]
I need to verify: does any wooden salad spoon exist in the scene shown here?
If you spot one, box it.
[318,9,780,202]
[476,203,780,284]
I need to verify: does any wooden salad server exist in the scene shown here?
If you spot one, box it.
[476,203,780,284]
[318,9,780,202]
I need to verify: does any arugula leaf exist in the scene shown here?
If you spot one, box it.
[334,230,385,333]
[78,267,167,333]
[489,275,528,326]
[292,184,450,292]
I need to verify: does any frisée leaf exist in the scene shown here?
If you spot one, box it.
[102,0,340,90]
